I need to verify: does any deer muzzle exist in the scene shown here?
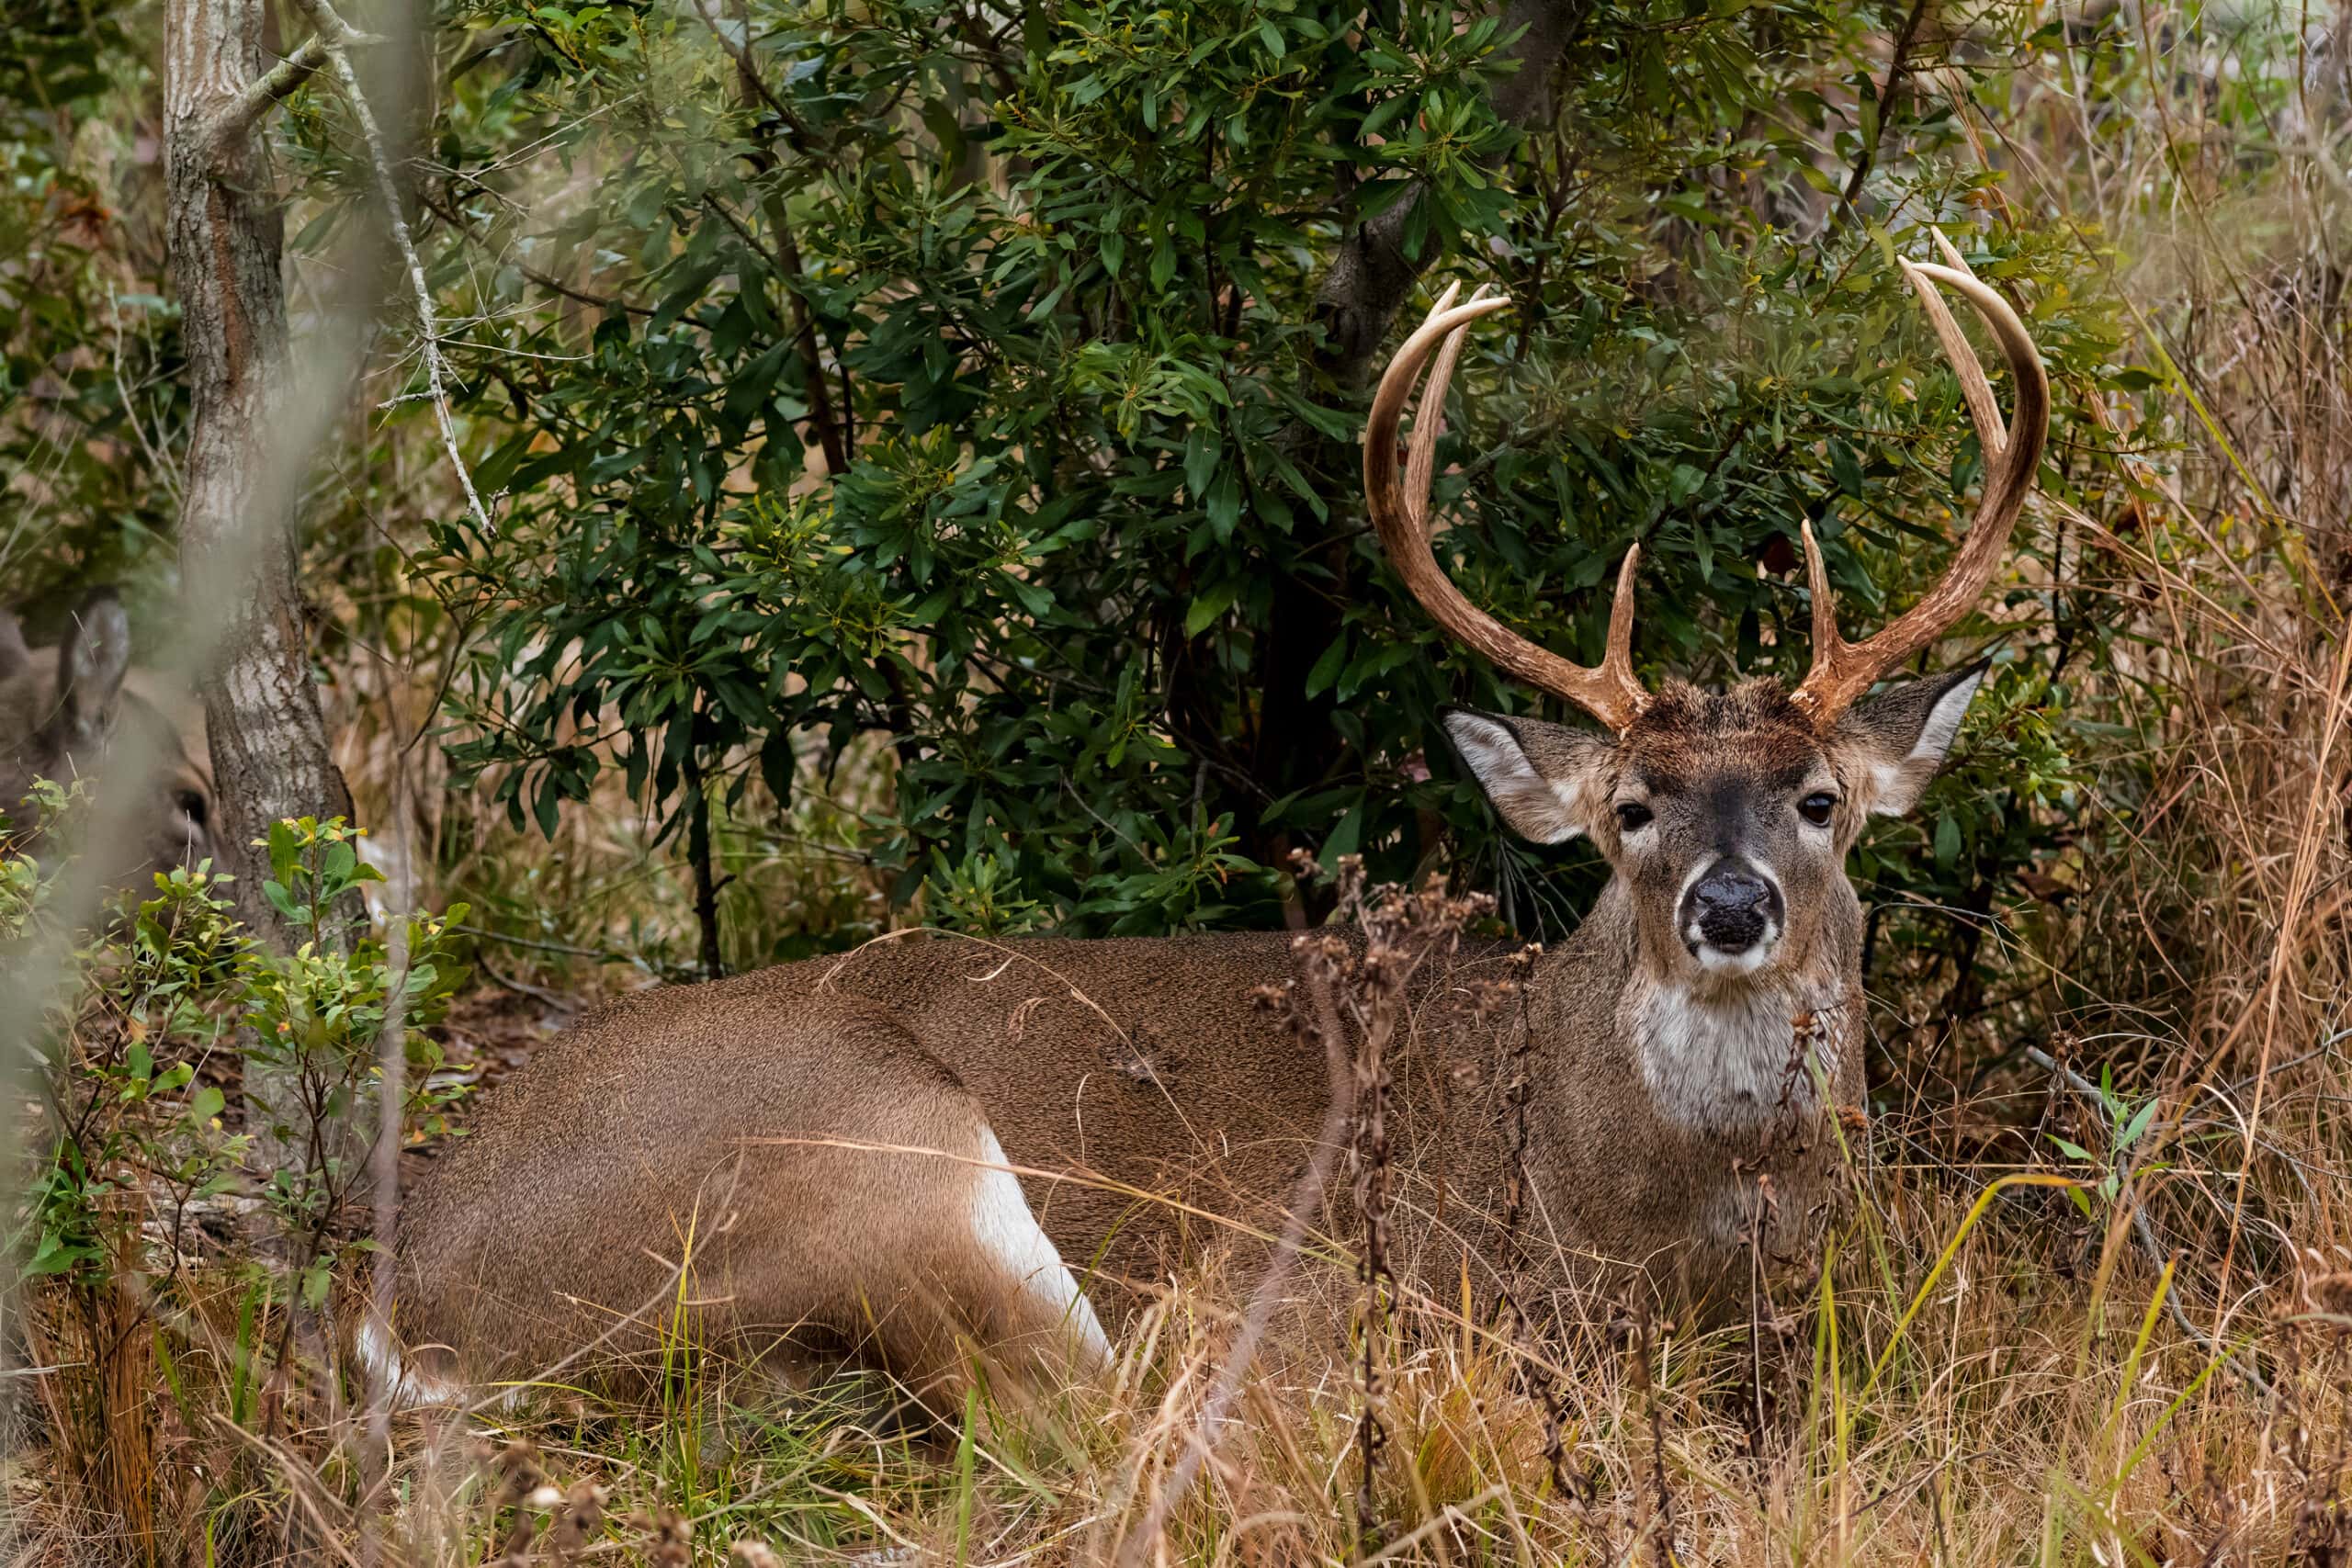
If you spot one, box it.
[1680,860,1784,969]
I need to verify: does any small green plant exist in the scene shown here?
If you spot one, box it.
[14,824,248,1292]
[13,815,477,1551]
[238,817,470,1304]
[2049,1064,2165,1219]
[925,846,1046,939]
[21,819,474,1292]
[0,776,74,937]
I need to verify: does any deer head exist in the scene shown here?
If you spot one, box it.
[1370,238,2047,988]
[0,588,216,889]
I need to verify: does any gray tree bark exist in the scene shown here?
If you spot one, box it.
[164,1,357,1183]
[164,0,356,948]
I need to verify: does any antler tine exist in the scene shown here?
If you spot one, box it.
[1405,283,1494,536]
[1921,229,2006,455]
[1792,248,2050,727]
[1364,288,1651,734]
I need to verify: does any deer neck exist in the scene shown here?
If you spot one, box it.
[1587,880,1858,1138]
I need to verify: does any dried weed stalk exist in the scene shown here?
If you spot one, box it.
[1259,855,1504,1542]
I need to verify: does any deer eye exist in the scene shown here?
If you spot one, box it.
[1614,802,1654,833]
[1798,792,1838,827]
[173,788,208,828]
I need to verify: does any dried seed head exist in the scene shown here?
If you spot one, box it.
[627,1508,693,1568]
[549,1481,608,1561]
[483,1439,546,1510]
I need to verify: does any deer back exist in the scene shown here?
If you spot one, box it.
[395,930,1540,1349]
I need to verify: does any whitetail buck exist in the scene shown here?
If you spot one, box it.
[381,239,2046,1410]
[0,588,215,886]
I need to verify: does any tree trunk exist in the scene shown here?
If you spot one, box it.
[164,0,356,1172]
[682,752,725,978]
[164,0,356,943]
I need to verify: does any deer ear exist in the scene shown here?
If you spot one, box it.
[1442,707,1614,844]
[56,589,132,745]
[1834,662,1985,818]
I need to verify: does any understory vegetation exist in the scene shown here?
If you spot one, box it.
[4,0,2350,1562]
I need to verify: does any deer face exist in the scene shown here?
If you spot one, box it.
[1443,668,1984,985]
[1364,247,2043,994]
[0,591,215,892]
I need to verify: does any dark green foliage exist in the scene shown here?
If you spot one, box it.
[0,0,185,639]
[413,0,2143,963]
[6,0,2156,985]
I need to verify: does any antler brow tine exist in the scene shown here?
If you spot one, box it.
[1792,243,2050,727]
[1363,288,1650,735]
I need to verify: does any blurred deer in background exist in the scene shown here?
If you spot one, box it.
[380,237,2047,1413]
[0,587,215,890]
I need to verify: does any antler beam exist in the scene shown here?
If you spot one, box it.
[1792,237,2050,726]
[1364,288,1650,735]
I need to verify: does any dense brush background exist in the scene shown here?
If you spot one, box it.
[3,0,2350,1560]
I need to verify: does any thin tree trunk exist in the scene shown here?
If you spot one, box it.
[164,0,357,1164]
[165,0,357,942]
[682,754,725,978]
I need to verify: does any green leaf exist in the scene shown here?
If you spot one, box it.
[266,819,302,886]
[1183,581,1239,637]
[1205,468,1241,540]
[1305,636,1349,698]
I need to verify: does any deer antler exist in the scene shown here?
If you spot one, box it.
[1792,234,2050,726]
[1364,286,1650,734]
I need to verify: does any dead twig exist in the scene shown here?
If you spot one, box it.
[291,0,496,539]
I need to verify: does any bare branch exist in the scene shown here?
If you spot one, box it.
[205,35,331,152]
[291,0,497,539]
[1828,0,1937,237]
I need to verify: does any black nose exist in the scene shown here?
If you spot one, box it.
[1683,863,1782,953]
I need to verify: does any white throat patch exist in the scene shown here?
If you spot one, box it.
[1627,982,1832,1133]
